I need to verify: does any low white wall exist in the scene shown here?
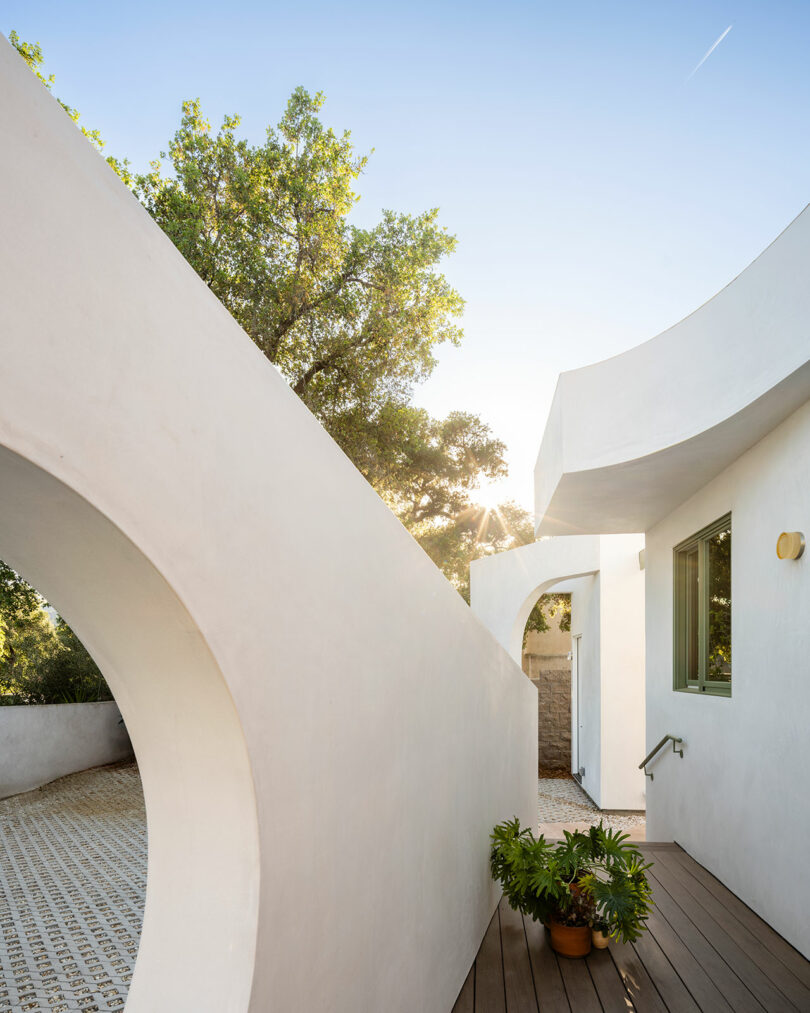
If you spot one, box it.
[0,701,133,799]
[646,398,810,958]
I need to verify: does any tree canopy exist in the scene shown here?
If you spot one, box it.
[0,561,110,704]
[10,33,540,599]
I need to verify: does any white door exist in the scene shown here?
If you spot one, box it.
[572,634,584,782]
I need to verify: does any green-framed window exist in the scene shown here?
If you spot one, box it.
[673,514,731,696]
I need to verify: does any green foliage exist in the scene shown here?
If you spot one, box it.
[132,89,531,589]
[491,817,654,942]
[0,560,55,692]
[523,592,571,648]
[707,526,731,680]
[417,499,534,600]
[134,93,462,416]
[0,562,111,705]
[10,35,532,592]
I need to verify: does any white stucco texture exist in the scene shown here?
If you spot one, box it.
[534,205,810,535]
[0,37,536,1012]
[471,535,646,810]
[646,398,810,960]
[0,702,133,799]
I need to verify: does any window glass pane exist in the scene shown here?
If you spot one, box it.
[685,547,699,682]
[707,525,731,682]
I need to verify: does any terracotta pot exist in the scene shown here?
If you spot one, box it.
[591,928,610,949]
[548,920,592,958]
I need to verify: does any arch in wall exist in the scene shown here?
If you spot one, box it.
[470,536,601,661]
[0,444,261,1011]
[512,576,585,661]
[1,36,538,1012]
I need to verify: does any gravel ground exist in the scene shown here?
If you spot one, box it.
[537,770,646,834]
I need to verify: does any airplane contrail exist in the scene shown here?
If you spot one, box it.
[686,24,733,81]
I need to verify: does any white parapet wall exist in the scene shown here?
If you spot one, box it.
[0,702,133,799]
[0,37,536,1013]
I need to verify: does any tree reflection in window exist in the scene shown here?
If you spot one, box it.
[707,525,731,682]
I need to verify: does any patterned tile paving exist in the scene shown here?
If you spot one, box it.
[0,761,644,1010]
[0,763,145,1013]
[537,771,646,833]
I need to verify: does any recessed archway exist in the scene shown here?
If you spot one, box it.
[0,444,260,1012]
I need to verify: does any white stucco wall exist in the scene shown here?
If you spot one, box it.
[598,535,646,811]
[470,536,600,662]
[646,398,810,958]
[0,701,133,799]
[471,535,645,810]
[0,37,536,1013]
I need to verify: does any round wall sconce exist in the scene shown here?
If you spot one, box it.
[777,531,805,560]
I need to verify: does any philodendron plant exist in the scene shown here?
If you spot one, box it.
[490,817,654,943]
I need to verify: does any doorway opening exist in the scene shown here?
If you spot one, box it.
[521,592,571,773]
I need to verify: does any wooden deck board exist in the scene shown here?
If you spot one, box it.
[644,865,764,1012]
[586,949,636,1012]
[651,849,803,1011]
[610,938,669,1013]
[643,906,735,1013]
[452,964,475,1013]
[475,907,507,1013]
[523,914,570,1012]
[630,927,700,1013]
[669,847,810,993]
[499,899,539,1012]
[451,843,810,1012]
[557,956,601,1013]
[646,857,794,1012]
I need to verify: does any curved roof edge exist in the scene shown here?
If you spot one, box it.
[534,204,810,535]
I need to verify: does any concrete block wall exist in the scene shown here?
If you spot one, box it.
[523,657,571,770]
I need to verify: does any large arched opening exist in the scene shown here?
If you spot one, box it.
[0,444,260,1011]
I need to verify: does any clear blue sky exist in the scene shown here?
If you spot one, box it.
[6,1,810,508]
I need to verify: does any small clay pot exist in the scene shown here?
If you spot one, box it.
[548,921,592,958]
[591,928,610,949]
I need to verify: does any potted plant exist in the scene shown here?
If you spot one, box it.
[590,917,610,949]
[490,817,653,957]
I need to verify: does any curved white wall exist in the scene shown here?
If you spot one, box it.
[535,206,810,535]
[0,36,536,1012]
[0,447,262,1013]
[470,537,600,661]
[0,701,133,800]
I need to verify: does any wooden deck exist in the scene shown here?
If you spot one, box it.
[452,843,810,1012]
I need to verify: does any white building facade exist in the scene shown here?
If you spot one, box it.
[534,205,810,959]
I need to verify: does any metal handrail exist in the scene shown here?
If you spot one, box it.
[639,734,683,780]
